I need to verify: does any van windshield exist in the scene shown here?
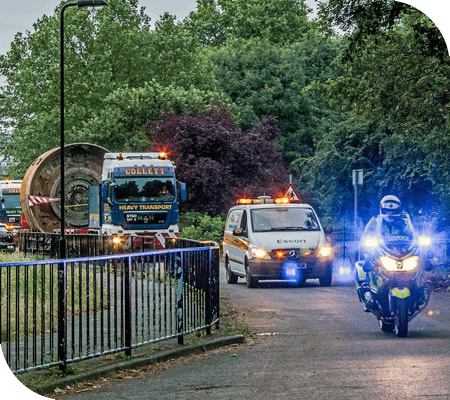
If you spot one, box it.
[251,207,320,233]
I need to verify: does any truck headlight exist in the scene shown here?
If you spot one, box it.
[112,236,125,246]
[380,256,418,272]
[251,247,271,259]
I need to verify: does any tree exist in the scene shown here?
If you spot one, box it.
[316,2,450,221]
[0,0,219,177]
[150,106,289,215]
[317,0,448,60]
[211,33,343,166]
[186,0,312,47]
[77,82,219,152]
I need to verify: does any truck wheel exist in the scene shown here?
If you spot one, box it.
[225,258,238,284]
[245,260,258,288]
[319,264,333,287]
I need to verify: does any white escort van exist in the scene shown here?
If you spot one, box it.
[223,196,333,288]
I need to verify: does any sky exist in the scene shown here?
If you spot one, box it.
[0,0,199,57]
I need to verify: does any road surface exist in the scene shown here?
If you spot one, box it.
[61,266,450,399]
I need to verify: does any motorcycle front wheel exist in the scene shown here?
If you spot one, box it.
[395,298,408,337]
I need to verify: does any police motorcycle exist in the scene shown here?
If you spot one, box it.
[355,206,434,337]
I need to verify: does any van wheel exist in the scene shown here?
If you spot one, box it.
[226,258,238,284]
[319,264,333,287]
[245,260,258,288]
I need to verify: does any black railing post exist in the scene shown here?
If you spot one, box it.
[57,260,67,372]
[205,248,212,335]
[176,252,184,345]
[124,256,132,356]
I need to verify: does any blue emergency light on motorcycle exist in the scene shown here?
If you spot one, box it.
[418,235,432,248]
[362,236,379,250]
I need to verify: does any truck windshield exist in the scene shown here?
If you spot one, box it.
[2,194,21,210]
[113,177,175,203]
[251,207,320,233]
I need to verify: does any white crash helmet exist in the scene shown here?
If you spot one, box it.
[380,195,402,221]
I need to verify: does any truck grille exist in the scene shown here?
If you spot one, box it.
[124,212,168,225]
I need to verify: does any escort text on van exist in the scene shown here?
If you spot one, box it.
[223,196,334,288]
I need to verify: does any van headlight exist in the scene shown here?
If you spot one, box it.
[251,247,271,259]
[380,256,418,272]
[318,245,333,258]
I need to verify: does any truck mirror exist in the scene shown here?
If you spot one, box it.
[178,182,187,201]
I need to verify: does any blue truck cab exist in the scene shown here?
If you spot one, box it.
[88,152,186,247]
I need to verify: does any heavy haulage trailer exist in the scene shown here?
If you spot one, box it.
[18,143,186,254]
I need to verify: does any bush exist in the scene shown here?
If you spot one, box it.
[179,212,226,244]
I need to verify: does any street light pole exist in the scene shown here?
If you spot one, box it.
[59,0,107,260]
[59,0,107,372]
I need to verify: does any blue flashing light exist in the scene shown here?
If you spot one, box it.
[332,259,354,285]
[362,236,379,250]
[281,261,303,284]
[418,235,432,248]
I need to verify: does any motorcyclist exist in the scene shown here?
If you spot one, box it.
[357,195,413,311]
[362,195,413,247]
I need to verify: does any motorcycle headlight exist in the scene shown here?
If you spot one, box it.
[380,256,418,272]
[402,256,419,271]
[251,247,271,259]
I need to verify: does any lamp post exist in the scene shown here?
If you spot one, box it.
[59,0,107,372]
[60,0,107,259]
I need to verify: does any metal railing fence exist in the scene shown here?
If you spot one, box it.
[0,246,220,374]
[15,231,218,259]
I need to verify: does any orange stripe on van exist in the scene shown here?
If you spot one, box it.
[223,233,250,251]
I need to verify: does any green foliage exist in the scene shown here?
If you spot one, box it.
[179,212,225,243]
[0,0,219,176]
[211,33,343,165]
[2,0,450,226]
[319,0,448,61]
[78,81,219,152]
[186,0,312,47]
[316,3,450,222]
